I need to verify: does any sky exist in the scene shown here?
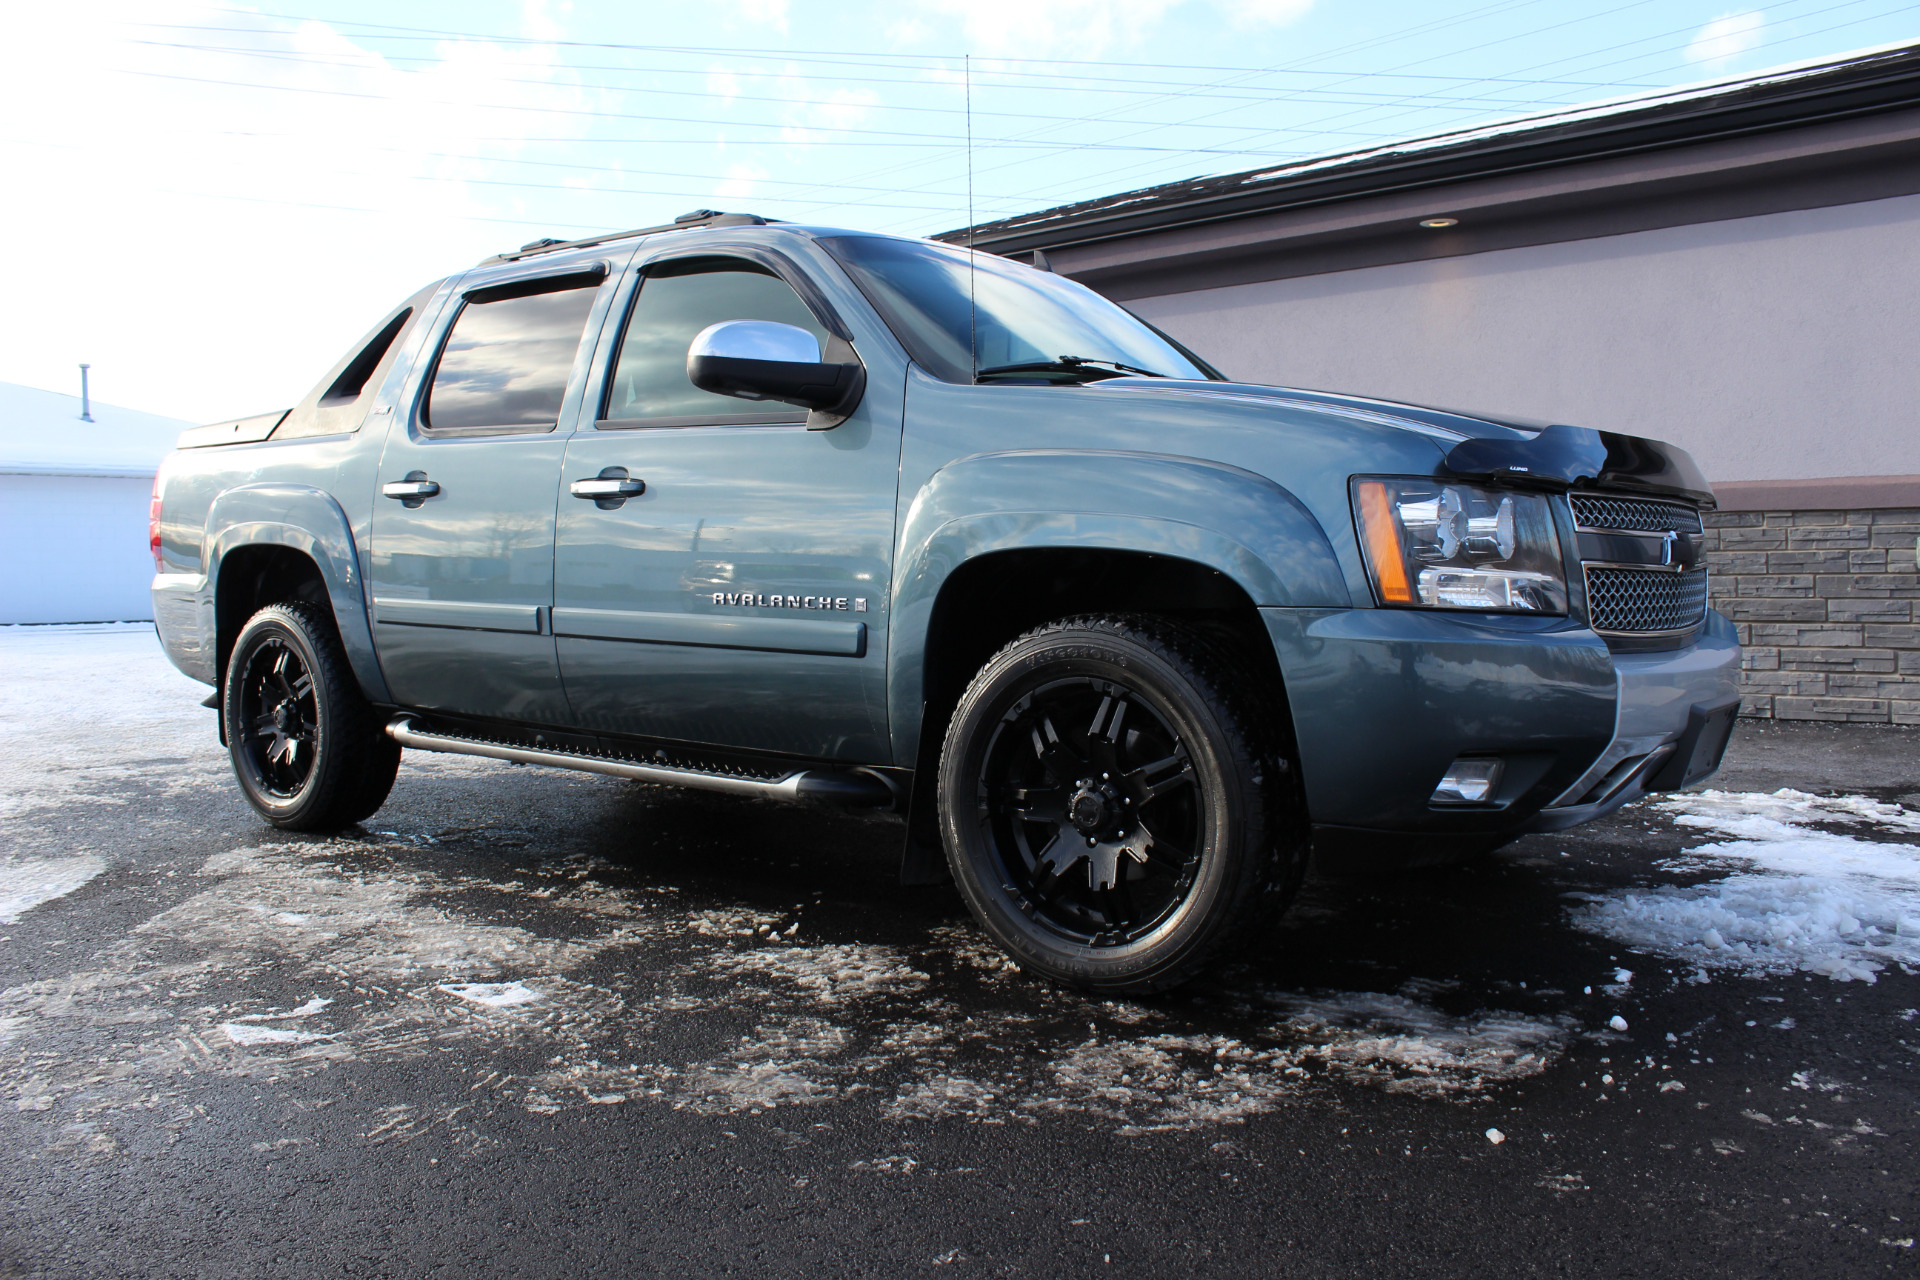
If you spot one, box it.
[3,0,1916,422]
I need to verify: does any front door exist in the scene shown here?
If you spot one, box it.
[369,264,613,724]
[551,252,900,761]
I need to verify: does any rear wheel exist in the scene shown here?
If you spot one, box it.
[224,601,399,831]
[938,615,1302,994]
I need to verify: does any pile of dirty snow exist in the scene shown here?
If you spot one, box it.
[1574,790,1920,983]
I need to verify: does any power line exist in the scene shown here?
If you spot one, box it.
[182,9,1673,85]
[130,23,1668,94]
[124,37,1628,119]
[931,0,1677,224]
[933,0,1898,230]
[105,65,1356,154]
[781,0,1616,224]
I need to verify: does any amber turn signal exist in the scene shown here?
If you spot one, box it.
[1356,480,1413,603]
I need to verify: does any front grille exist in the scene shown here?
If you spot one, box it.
[1570,493,1703,534]
[1584,566,1709,633]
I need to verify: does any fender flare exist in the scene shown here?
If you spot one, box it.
[886,449,1349,763]
[204,483,391,704]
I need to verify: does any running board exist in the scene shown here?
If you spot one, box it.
[384,717,896,808]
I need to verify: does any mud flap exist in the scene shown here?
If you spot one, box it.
[898,702,951,885]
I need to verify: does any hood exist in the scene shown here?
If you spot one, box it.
[1094,378,1714,506]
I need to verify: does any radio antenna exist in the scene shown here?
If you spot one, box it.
[965,53,977,384]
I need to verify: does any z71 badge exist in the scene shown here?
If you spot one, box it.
[711,592,867,612]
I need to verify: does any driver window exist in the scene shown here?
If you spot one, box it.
[605,257,829,425]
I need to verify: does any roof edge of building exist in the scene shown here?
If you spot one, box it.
[941,41,1920,255]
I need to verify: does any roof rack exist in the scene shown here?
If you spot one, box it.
[489,210,773,263]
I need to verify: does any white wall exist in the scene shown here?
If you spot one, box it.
[0,474,157,624]
[1129,192,1920,486]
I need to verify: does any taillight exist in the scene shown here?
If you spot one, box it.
[149,475,165,572]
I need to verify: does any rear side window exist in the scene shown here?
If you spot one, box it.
[425,273,601,432]
[320,307,412,406]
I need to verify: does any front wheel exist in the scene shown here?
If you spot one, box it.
[938,615,1303,994]
[224,601,399,831]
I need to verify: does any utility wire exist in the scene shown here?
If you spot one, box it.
[175,9,1673,84]
[103,66,1339,153]
[913,0,1903,230]
[125,37,1624,118]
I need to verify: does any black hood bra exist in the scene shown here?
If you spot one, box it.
[1442,423,1715,506]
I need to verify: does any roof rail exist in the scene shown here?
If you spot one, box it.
[489,210,773,263]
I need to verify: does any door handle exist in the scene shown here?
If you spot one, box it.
[381,472,439,508]
[571,467,645,509]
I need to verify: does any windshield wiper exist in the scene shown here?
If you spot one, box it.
[974,355,1167,382]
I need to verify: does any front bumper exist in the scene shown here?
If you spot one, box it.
[1262,606,1741,845]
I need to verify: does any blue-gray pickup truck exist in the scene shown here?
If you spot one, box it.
[150,210,1741,992]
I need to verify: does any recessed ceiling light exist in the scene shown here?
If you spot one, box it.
[1420,217,1459,229]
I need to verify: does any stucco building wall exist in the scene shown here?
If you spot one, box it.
[1127,193,1920,488]
[1118,199,1920,723]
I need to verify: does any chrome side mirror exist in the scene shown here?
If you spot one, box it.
[687,320,864,427]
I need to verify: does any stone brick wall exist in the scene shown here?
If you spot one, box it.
[1701,508,1920,724]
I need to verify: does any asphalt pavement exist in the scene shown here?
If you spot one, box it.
[2,627,1917,1279]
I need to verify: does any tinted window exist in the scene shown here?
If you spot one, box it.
[821,235,1211,384]
[606,258,828,423]
[321,307,412,405]
[425,279,600,431]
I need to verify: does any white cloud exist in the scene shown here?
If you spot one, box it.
[914,0,1313,57]
[1686,11,1766,65]
[0,0,607,420]
[714,162,768,199]
[728,0,791,35]
[1219,0,1314,28]
[708,66,743,105]
[767,65,880,147]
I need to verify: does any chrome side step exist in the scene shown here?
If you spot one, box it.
[384,717,897,808]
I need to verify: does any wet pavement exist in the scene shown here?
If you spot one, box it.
[2,626,1918,1278]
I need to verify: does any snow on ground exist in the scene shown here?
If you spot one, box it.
[0,624,220,819]
[0,627,1619,1148]
[0,855,105,922]
[1574,789,1920,983]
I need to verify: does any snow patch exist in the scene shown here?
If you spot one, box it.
[230,998,332,1022]
[1265,990,1572,1097]
[885,1074,1002,1121]
[0,627,220,820]
[710,943,929,1000]
[222,1022,329,1045]
[0,855,105,923]
[438,981,543,1008]
[1574,790,1920,982]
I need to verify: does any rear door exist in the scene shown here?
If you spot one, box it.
[368,258,624,724]
[550,250,900,761]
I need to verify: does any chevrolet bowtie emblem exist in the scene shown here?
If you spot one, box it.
[1661,530,1679,566]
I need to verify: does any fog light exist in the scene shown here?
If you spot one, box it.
[1431,757,1505,805]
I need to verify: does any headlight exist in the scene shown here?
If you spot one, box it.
[1353,477,1567,613]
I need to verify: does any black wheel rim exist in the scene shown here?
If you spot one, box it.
[236,636,318,799]
[976,676,1203,946]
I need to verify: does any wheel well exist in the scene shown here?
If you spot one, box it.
[900,548,1298,884]
[215,546,330,683]
[917,548,1287,754]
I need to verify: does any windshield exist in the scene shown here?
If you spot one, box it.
[820,235,1216,384]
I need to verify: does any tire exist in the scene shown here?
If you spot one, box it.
[938,615,1304,994]
[223,601,400,831]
